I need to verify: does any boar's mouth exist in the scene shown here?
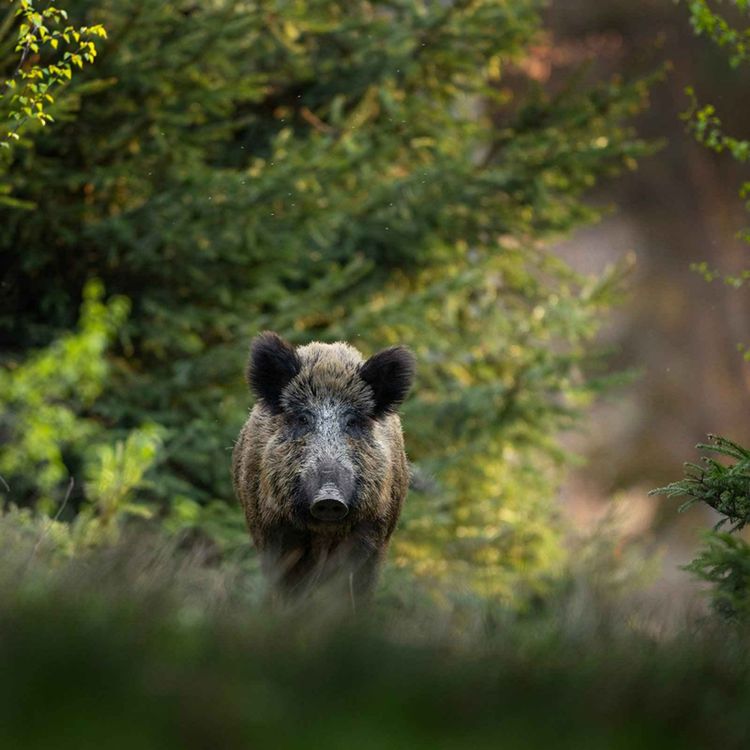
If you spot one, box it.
[310,484,350,522]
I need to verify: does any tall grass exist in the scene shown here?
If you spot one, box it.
[1,520,748,750]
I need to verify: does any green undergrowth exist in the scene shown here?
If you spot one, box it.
[1,520,749,750]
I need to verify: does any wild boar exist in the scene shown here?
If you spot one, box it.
[232,331,415,604]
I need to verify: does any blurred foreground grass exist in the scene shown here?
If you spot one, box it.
[1,520,749,750]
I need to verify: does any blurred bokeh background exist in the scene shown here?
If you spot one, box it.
[545,0,750,592]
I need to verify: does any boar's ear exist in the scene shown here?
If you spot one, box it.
[247,332,301,413]
[360,345,416,418]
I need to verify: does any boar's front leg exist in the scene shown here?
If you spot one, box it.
[261,525,316,599]
[337,521,388,602]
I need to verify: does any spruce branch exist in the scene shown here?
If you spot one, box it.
[650,434,750,531]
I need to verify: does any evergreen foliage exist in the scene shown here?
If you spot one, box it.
[685,532,750,622]
[0,0,653,601]
[651,436,750,621]
[652,435,750,531]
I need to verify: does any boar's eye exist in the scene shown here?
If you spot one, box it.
[343,412,366,433]
[292,411,313,431]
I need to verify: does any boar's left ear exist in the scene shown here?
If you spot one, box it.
[247,331,301,413]
[360,345,416,418]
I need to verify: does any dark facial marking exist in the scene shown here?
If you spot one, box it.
[342,409,371,437]
[284,408,314,439]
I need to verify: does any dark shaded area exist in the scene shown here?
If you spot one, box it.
[1,543,749,750]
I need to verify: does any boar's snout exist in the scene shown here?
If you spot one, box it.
[310,485,349,522]
[304,459,355,522]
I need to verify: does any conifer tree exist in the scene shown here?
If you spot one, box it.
[1,0,652,600]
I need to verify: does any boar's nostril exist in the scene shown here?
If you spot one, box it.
[310,498,348,521]
[310,485,349,522]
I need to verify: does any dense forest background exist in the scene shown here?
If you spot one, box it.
[2,1,750,746]
[1,0,657,603]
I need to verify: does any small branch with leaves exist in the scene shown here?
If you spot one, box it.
[1,0,106,147]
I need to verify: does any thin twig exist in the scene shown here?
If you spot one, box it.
[300,106,335,134]
[2,22,38,95]
[26,476,74,566]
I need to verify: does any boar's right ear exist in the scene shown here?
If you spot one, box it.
[360,345,416,418]
[247,331,301,413]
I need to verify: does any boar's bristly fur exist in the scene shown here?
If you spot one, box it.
[232,332,415,604]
